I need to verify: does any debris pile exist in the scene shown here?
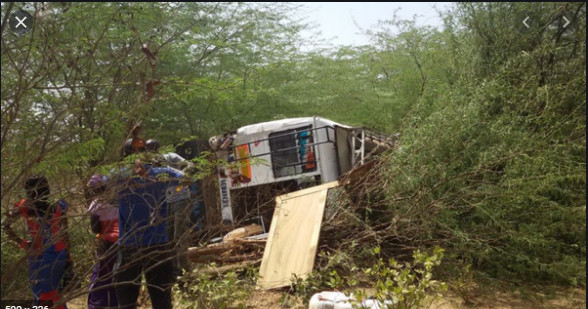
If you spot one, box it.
[188,238,266,264]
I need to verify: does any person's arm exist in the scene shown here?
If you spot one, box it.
[88,199,102,234]
[90,214,101,234]
[61,206,70,248]
[166,166,186,179]
[166,152,186,164]
[2,205,28,249]
[60,206,77,293]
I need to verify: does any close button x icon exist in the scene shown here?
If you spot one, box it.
[15,16,27,28]
[9,9,33,35]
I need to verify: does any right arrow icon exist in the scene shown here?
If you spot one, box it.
[562,16,571,28]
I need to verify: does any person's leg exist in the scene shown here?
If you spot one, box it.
[29,255,45,304]
[168,200,181,277]
[87,261,102,309]
[114,248,142,309]
[29,251,68,309]
[88,240,119,308]
[38,290,63,308]
[102,242,119,308]
[144,245,175,309]
[174,199,193,274]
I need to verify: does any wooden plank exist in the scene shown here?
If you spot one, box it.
[188,238,266,263]
[257,181,339,289]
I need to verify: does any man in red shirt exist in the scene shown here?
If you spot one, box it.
[3,175,72,308]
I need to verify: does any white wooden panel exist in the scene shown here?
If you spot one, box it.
[257,181,340,289]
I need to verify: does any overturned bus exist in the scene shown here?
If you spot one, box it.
[207,116,398,229]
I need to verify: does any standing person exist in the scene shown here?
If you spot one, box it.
[113,158,185,309]
[87,174,119,309]
[145,138,193,277]
[2,176,72,308]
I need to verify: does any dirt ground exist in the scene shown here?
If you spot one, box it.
[429,288,586,309]
[245,288,586,309]
[65,286,586,308]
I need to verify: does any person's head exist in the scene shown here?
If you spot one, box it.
[122,137,148,159]
[145,139,160,152]
[25,175,50,201]
[25,175,51,216]
[87,174,107,196]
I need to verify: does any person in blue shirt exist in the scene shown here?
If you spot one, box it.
[145,138,196,278]
[112,158,185,309]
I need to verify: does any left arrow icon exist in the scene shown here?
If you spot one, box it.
[522,16,531,28]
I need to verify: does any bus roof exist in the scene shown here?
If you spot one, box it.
[236,116,352,136]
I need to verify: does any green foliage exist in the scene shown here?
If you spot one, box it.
[279,293,299,308]
[446,262,476,305]
[0,231,29,299]
[289,247,446,308]
[289,250,360,303]
[173,264,258,309]
[354,246,447,309]
[370,1,586,287]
